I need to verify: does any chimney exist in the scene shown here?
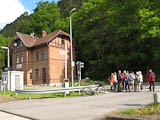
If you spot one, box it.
[42,30,47,37]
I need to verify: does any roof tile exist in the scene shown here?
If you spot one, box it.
[16,30,70,48]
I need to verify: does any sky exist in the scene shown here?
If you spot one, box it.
[0,0,59,29]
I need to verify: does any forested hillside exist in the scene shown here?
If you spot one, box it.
[0,0,160,81]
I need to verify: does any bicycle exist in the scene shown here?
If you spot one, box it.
[95,82,106,95]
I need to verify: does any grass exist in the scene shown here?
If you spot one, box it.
[116,104,160,116]
[0,91,85,103]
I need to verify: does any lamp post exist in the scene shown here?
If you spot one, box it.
[69,8,76,87]
[1,46,10,94]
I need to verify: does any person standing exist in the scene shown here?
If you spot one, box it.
[113,72,117,90]
[139,71,143,90]
[117,70,122,92]
[109,73,114,90]
[147,69,156,91]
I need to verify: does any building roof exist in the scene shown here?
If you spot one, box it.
[15,30,70,48]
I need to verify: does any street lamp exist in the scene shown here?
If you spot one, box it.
[69,8,76,87]
[1,46,10,95]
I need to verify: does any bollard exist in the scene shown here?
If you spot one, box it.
[154,92,160,104]
[29,94,32,101]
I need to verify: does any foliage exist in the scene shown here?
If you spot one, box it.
[0,34,12,76]
[72,0,160,80]
[19,1,68,36]
[58,0,88,18]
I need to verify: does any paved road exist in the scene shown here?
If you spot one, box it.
[0,87,159,120]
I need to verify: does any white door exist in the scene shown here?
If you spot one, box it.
[15,75,20,89]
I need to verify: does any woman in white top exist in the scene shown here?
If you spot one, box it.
[113,72,117,90]
[139,71,143,90]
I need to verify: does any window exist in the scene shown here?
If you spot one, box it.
[42,68,46,84]
[62,39,64,45]
[20,53,24,62]
[30,72,32,80]
[41,50,45,60]
[62,39,65,48]
[16,42,19,49]
[36,51,39,61]
[16,55,19,63]
[35,69,39,80]
[20,41,23,48]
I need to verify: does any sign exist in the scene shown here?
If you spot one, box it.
[4,67,11,71]
[72,61,75,67]
[2,76,7,84]
[80,62,84,68]
[59,51,65,55]
[16,64,22,69]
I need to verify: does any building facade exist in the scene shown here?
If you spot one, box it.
[11,30,74,86]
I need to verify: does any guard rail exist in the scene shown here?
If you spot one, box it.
[15,85,99,100]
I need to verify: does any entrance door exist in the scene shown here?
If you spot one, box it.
[15,75,20,89]
[42,68,46,84]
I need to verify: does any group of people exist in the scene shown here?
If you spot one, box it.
[108,69,156,92]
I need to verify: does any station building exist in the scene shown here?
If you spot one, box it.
[11,30,74,86]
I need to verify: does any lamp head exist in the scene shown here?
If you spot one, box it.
[69,8,77,15]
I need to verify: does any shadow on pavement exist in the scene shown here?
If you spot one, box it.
[120,104,142,107]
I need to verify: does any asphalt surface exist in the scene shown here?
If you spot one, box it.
[0,86,159,120]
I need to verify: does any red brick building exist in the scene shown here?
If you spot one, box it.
[11,30,74,86]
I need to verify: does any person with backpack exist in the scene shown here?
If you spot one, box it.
[108,73,114,90]
[147,69,156,91]
[127,72,135,92]
[123,72,128,92]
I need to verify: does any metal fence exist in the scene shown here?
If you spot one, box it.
[15,85,99,100]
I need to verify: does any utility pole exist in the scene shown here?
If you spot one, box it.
[65,43,67,79]
[69,8,76,87]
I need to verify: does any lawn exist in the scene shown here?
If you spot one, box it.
[0,91,84,103]
[117,103,160,116]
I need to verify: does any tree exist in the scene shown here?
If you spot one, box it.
[18,1,68,37]
[58,0,88,18]
[0,34,12,76]
[72,0,160,81]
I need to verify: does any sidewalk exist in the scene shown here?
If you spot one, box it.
[0,111,30,120]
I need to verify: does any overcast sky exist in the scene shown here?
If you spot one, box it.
[0,0,59,29]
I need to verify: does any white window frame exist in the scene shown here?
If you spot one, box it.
[20,53,24,63]
[16,55,19,63]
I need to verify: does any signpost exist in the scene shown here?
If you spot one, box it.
[76,61,84,86]
[4,67,11,71]
[2,76,7,96]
